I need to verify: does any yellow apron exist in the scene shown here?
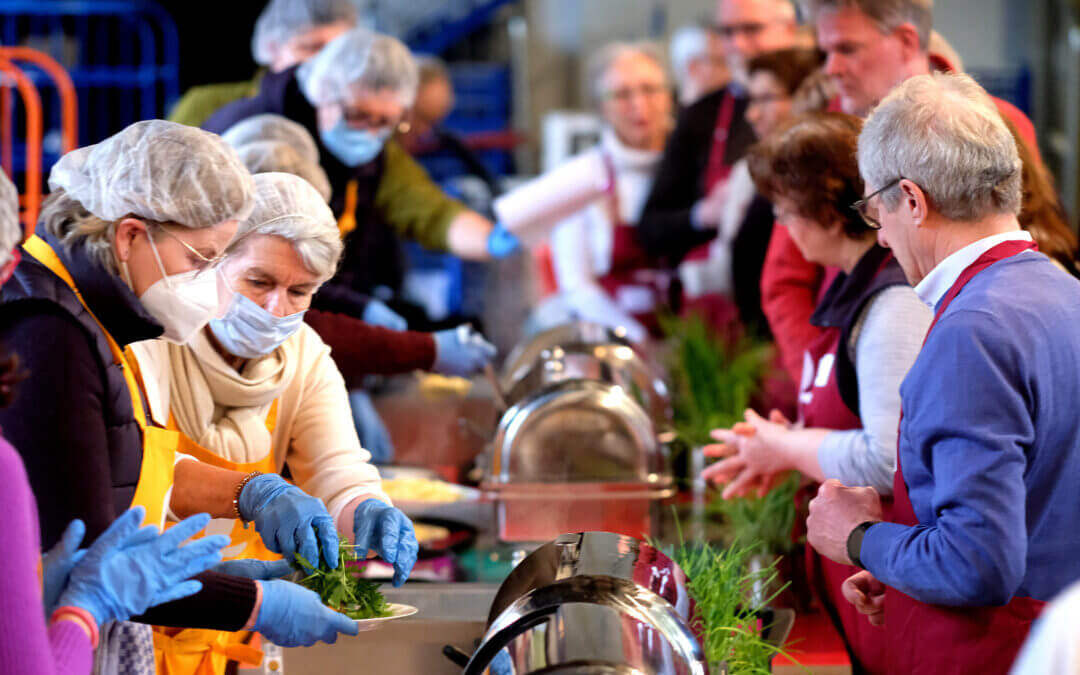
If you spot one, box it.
[23,236,176,529]
[150,397,283,675]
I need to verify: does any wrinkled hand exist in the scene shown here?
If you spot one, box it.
[352,499,419,587]
[361,300,407,331]
[432,325,497,377]
[42,519,88,617]
[57,508,227,625]
[702,409,793,498]
[806,479,883,565]
[254,579,359,647]
[487,223,522,258]
[842,570,886,626]
[212,558,293,580]
[239,474,339,569]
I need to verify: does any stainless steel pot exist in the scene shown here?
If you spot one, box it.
[463,532,706,675]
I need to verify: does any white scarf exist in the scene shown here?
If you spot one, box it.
[167,329,294,463]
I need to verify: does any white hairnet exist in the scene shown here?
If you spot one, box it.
[0,169,21,263]
[251,0,358,66]
[298,28,419,108]
[48,120,256,228]
[236,140,332,202]
[235,172,342,278]
[222,114,321,165]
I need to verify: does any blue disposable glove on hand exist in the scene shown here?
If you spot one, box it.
[56,507,227,626]
[361,299,407,331]
[212,558,294,580]
[486,223,521,259]
[432,325,497,377]
[41,519,88,617]
[253,579,359,647]
[352,498,418,587]
[238,474,339,569]
[349,390,394,464]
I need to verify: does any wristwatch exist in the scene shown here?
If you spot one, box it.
[847,521,879,569]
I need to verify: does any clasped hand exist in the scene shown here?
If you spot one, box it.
[702,408,793,498]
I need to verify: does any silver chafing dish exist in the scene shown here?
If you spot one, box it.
[483,324,675,543]
[461,531,706,675]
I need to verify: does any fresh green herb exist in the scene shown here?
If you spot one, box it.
[665,526,802,673]
[293,539,391,620]
[708,472,802,557]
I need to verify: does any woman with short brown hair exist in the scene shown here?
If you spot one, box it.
[703,112,932,673]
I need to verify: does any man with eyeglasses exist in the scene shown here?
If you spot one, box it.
[760,0,1043,385]
[637,0,798,331]
[805,72,1080,675]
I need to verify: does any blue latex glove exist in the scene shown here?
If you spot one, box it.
[361,299,407,331]
[238,474,339,569]
[352,498,418,587]
[41,519,88,617]
[432,324,497,377]
[212,558,294,580]
[349,390,394,464]
[56,507,228,625]
[486,223,521,259]
[253,579,359,647]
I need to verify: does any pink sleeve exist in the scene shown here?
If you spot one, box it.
[759,224,828,382]
[0,439,94,675]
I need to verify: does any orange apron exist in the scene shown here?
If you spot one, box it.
[149,397,282,675]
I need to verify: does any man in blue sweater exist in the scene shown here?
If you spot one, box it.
[805,72,1080,674]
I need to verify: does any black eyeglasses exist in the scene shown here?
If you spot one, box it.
[851,177,902,230]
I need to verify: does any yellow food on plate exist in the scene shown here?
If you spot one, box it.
[412,523,452,544]
[417,372,473,397]
[383,477,465,503]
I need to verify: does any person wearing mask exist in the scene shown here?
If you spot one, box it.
[528,41,673,341]
[704,112,931,672]
[676,46,821,337]
[637,0,798,332]
[0,121,359,671]
[760,0,1041,382]
[0,166,229,675]
[130,172,421,662]
[669,24,730,108]
[397,56,502,196]
[204,29,521,331]
[806,73,1080,675]
[169,0,357,128]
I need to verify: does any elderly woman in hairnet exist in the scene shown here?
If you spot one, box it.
[131,171,419,587]
[224,115,497,463]
[0,121,362,672]
[204,28,521,328]
[169,0,357,128]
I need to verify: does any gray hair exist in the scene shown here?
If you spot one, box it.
[0,170,19,267]
[802,0,932,49]
[858,72,1021,222]
[227,172,342,282]
[669,25,708,91]
[585,41,668,107]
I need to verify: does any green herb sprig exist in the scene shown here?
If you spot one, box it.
[293,539,391,620]
[708,472,802,557]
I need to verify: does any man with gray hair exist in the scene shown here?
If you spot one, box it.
[805,72,1080,674]
[669,24,730,107]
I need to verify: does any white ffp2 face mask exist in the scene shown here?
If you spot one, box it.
[122,231,225,344]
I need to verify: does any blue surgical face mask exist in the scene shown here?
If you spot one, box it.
[320,119,391,167]
[209,291,307,359]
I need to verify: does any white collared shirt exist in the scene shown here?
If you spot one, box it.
[914,230,1034,308]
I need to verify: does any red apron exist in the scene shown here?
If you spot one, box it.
[678,91,742,331]
[885,239,1045,674]
[594,151,668,333]
[799,327,890,674]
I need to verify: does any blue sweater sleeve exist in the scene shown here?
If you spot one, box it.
[860,308,1033,606]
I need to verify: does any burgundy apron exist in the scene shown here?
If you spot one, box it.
[799,254,897,675]
[886,239,1045,674]
[679,91,741,329]
[594,151,668,333]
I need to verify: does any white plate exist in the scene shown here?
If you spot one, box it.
[354,603,418,632]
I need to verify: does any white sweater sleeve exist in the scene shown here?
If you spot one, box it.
[285,348,390,522]
[817,285,932,494]
[550,207,598,292]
